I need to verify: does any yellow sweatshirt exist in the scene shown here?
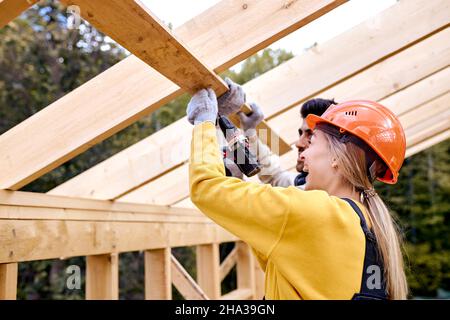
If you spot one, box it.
[189,122,370,300]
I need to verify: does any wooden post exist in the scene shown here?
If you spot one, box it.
[196,244,221,299]
[86,253,118,300]
[254,260,265,300]
[145,248,171,300]
[0,263,18,300]
[236,242,255,300]
[171,255,209,300]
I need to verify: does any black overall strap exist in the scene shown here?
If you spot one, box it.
[341,198,388,300]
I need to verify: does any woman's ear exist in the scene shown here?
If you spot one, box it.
[331,158,338,169]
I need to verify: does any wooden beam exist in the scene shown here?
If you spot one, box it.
[145,248,172,300]
[0,263,17,300]
[399,91,450,132]
[269,27,450,145]
[86,253,119,300]
[171,255,209,300]
[219,246,237,282]
[0,190,238,263]
[236,242,255,299]
[0,218,237,264]
[220,288,253,300]
[60,0,228,94]
[50,0,450,201]
[244,0,450,120]
[196,244,221,299]
[119,29,450,206]
[0,0,344,191]
[0,0,37,28]
[405,130,450,158]
[254,262,265,300]
[61,0,297,157]
[0,189,209,224]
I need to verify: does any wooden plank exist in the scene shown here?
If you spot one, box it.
[0,190,210,224]
[382,67,450,117]
[220,288,253,300]
[270,27,450,145]
[171,255,209,300]
[244,0,450,120]
[51,0,450,201]
[219,246,237,282]
[236,242,255,299]
[196,244,221,299]
[405,130,450,157]
[60,0,228,94]
[399,91,450,130]
[0,0,37,28]
[0,0,344,191]
[145,248,172,300]
[0,218,237,264]
[60,0,295,156]
[406,113,450,147]
[254,262,265,300]
[86,253,119,300]
[0,263,17,300]
[172,198,197,209]
[0,205,210,225]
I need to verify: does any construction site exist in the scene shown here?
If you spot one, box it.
[0,0,449,301]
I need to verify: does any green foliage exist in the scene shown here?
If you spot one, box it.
[1,1,448,300]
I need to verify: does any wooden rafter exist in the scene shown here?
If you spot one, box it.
[405,130,450,158]
[0,0,345,191]
[60,0,290,155]
[49,0,450,201]
[0,0,37,28]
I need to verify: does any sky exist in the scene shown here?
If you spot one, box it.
[140,0,397,61]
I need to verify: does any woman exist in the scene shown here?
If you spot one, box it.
[187,88,408,299]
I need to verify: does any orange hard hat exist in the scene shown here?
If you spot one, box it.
[305,100,406,184]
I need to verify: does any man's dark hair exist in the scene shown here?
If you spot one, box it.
[300,98,337,118]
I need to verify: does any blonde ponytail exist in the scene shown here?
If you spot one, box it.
[363,194,408,299]
[325,134,408,299]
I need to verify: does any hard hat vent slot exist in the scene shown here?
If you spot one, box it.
[345,110,358,116]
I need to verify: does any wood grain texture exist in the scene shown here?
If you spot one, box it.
[0,0,344,190]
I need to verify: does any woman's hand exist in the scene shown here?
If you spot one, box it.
[186,88,218,125]
[238,102,264,136]
[217,78,246,116]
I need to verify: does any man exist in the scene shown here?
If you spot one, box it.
[218,78,336,187]
[238,98,336,188]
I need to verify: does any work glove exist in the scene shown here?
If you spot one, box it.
[217,78,246,116]
[238,102,264,136]
[186,88,218,125]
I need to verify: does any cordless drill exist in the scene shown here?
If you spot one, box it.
[217,115,261,177]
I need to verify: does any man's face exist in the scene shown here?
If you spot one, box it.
[294,118,313,172]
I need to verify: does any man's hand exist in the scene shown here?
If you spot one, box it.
[217,78,246,116]
[186,88,218,125]
[238,102,264,136]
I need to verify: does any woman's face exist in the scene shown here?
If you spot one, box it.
[300,129,338,191]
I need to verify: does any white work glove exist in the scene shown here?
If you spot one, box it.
[186,88,218,125]
[238,102,264,136]
[217,78,246,116]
